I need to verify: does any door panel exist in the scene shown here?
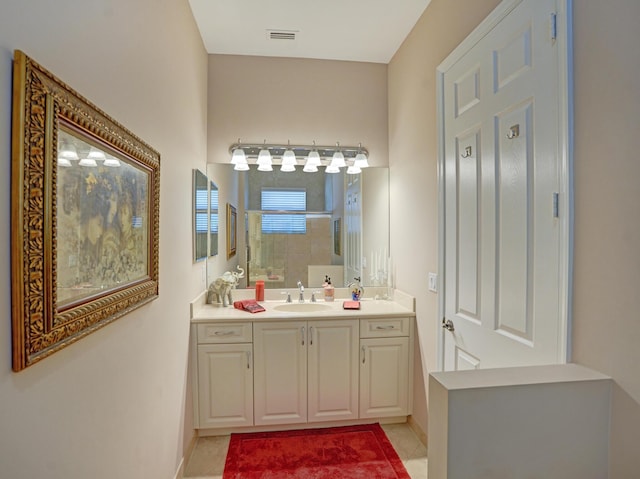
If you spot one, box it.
[442,0,568,370]
[307,320,359,422]
[254,321,307,425]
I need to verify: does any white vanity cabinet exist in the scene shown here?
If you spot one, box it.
[359,317,411,418]
[253,319,359,426]
[195,323,253,428]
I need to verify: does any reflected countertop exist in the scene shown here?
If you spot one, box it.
[190,287,415,323]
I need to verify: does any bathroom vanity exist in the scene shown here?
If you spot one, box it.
[190,289,415,434]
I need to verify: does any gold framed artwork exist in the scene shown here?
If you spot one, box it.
[10,50,160,371]
[227,203,237,259]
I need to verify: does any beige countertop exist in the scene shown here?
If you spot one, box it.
[190,287,415,322]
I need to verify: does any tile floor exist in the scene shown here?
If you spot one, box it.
[183,423,428,478]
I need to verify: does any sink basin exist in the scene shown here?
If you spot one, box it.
[273,303,332,313]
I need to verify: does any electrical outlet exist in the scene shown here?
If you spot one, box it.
[428,272,438,293]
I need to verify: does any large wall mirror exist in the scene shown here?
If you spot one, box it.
[206,164,389,290]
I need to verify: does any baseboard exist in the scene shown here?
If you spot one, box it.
[173,430,199,479]
[407,415,428,448]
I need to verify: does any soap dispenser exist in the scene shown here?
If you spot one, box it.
[350,277,364,301]
[323,275,335,302]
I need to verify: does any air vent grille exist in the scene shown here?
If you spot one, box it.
[267,30,297,41]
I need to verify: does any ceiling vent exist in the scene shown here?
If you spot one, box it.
[267,30,297,41]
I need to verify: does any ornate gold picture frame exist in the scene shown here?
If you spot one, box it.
[11,50,160,371]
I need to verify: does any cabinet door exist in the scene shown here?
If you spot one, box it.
[360,337,409,418]
[197,343,253,428]
[254,321,307,426]
[308,320,359,422]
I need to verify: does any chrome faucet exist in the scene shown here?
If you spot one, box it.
[297,281,305,303]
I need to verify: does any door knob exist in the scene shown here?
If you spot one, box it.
[442,319,455,332]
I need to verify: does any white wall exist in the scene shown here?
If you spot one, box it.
[206,54,388,166]
[389,0,640,474]
[0,1,208,478]
[388,0,502,439]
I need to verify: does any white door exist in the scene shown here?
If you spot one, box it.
[439,0,571,370]
[254,321,307,425]
[307,320,359,422]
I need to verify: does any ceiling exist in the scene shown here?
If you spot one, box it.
[188,0,432,64]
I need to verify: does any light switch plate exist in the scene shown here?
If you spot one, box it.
[428,272,438,293]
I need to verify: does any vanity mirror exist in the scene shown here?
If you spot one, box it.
[206,164,389,290]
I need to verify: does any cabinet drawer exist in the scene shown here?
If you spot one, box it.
[197,322,252,343]
[360,318,410,338]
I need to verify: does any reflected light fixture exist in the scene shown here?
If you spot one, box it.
[330,142,346,168]
[59,142,79,160]
[346,164,362,175]
[281,140,297,172]
[57,156,72,167]
[103,156,121,167]
[79,147,104,167]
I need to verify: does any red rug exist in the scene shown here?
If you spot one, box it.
[223,423,411,478]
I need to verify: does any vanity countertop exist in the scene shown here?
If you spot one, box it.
[190,288,415,323]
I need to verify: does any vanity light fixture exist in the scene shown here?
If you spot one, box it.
[227,140,369,173]
[353,143,370,169]
[79,146,104,167]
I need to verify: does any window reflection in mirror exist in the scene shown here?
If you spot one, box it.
[193,169,208,262]
[209,180,219,256]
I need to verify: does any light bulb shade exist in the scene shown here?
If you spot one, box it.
[325,164,340,174]
[87,147,106,160]
[280,163,296,172]
[346,165,362,175]
[281,149,297,167]
[303,162,318,172]
[57,157,72,167]
[257,162,273,172]
[306,150,321,166]
[353,152,369,168]
[257,148,272,166]
[231,147,247,165]
[58,143,79,160]
[331,150,346,168]
[103,157,121,167]
[234,162,250,171]
[78,158,98,167]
